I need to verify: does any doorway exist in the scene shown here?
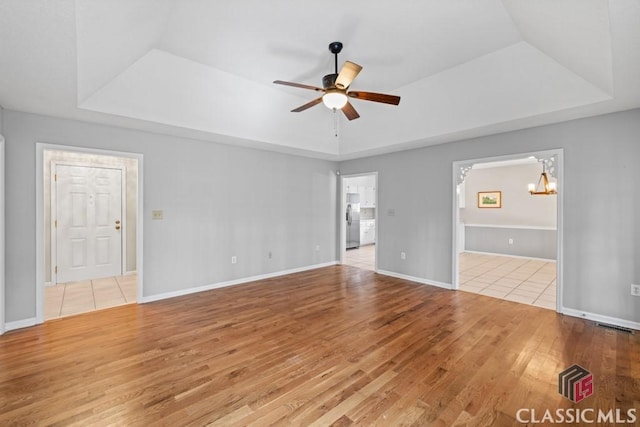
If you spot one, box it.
[341,173,378,271]
[452,150,563,312]
[36,145,143,323]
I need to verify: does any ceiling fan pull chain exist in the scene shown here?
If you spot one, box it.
[334,109,338,138]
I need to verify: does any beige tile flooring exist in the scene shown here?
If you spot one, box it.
[45,274,138,320]
[344,244,376,271]
[458,252,556,310]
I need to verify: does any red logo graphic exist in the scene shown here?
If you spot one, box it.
[558,364,593,403]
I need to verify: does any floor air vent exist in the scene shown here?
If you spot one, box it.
[595,322,634,334]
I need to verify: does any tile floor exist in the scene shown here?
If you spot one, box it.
[45,274,138,320]
[344,244,376,271]
[458,252,556,310]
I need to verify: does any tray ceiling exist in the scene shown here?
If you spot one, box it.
[1,0,639,160]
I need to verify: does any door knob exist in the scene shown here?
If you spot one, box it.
[115,220,121,224]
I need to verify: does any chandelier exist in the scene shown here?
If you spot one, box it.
[528,160,557,195]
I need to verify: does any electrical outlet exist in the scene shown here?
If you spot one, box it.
[508,238,514,245]
[151,210,163,220]
[631,284,640,296]
[401,252,406,260]
[231,256,237,264]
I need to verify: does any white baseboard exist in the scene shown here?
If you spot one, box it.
[377,269,453,290]
[562,307,640,331]
[6,317,37,332]
[45,281,54,287]
[124,270,137,276]
[141,261,339,304]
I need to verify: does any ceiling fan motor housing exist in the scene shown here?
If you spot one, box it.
[322,74,338,89]
[328,41,343,54]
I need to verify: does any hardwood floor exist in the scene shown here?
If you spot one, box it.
[1,265,638,426]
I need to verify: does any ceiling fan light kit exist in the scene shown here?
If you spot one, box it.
[322,90,348,109]
[274,41,400,121]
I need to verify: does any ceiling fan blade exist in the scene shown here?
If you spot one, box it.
[291,97,324,112]
[348,91,401,105]
[342,101,360,121]
[335,61,362,90]
[273,80,325,92]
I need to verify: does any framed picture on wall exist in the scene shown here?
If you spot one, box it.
[478,191,502,208]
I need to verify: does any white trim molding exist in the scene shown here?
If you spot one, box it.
[6,317,37,332]
[0,135,4,335]
[141,261,339,304]
[377,269,453,290]
[562,307,640,331]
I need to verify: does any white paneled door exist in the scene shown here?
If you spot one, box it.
[55,165,123,283]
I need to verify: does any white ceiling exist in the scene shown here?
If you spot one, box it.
[1,0,639,160]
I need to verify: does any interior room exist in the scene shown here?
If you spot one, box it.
[342,174,377,271]
[457,157,558,310]
[1,1,639,425]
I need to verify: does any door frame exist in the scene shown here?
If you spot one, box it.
[50,161,127,284]
[339,172,379,271]
[451,149,564,312]
[0,135,5,334]
[36,143,144,324]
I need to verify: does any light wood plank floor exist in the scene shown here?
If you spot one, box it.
[1,265,637,426]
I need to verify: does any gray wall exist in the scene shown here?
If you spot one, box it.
[339,109,640,323]
[465,226,557,259]
[4,108,639,325]
[462,164,557,259]
[462,164,556,227]
[3,110,338,322]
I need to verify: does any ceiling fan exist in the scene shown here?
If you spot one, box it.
[273,42,401,121]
